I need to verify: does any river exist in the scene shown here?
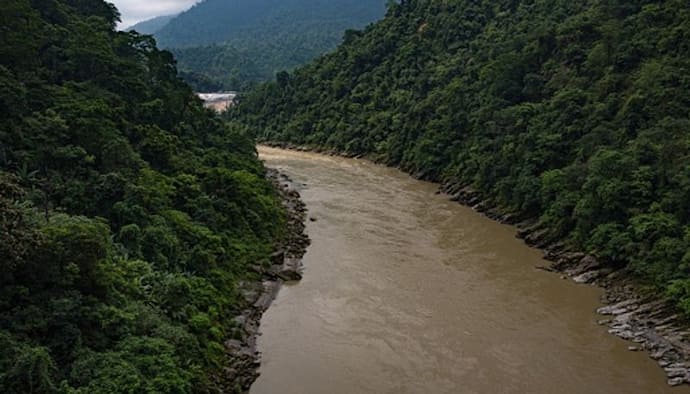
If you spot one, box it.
[252,146,679,394]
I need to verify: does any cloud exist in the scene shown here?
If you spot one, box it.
[109,0,200,28]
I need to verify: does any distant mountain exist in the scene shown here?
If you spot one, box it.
[155,0,386,48]
[126,14,177,35]
[149,0,386,90]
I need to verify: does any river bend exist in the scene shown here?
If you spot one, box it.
[252,146,676,394]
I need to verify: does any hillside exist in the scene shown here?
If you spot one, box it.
[154,0,386,48]
[126,14,177,34]
[233,0,690,312]
[151,0,387,90]
[0,0,284,392]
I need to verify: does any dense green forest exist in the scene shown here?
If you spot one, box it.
[128,0,386,90]
[0,0,284,392]
[233,0,690,313]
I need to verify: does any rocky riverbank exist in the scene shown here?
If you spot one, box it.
[257,143,690,387]
[439,182,690,387]
[214,168,310,392]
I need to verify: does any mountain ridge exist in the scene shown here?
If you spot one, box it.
[145,0,387,90]
[126,14,177,34]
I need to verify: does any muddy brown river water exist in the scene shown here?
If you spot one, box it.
[252,146,681,394]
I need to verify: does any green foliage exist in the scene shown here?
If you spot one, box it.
[233,0,690,313]
[0,0,285,392]
[132,0,386,90]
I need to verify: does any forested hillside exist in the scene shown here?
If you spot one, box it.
[140,0,386,90]
[0,0,284,392]
[233,0,690,312]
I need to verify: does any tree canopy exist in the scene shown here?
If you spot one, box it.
[0,0,284,391]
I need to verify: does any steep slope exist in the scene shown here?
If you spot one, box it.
[155,0,385,48]
[233,0,690,312]
[151,0,387,90]
[126,14,177,34]
[0,0,284,392]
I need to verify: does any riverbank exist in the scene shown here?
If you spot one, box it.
[258,142,690,387]
[214,168,310,391]
[441,183,690,387]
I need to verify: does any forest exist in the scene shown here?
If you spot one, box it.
[129,0,386,91]
[0,0,285,392]
[232,0,690,314]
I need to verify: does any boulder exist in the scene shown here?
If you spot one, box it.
[572,270,600,284]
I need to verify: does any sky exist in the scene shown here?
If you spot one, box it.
[110,0,199,29]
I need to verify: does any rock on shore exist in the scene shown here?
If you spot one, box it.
[214,168,310,392]
[439,181,690,387]
[540,243,690,386]
[253,148,690,387]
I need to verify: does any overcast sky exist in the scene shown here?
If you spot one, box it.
[110,0,199,28]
